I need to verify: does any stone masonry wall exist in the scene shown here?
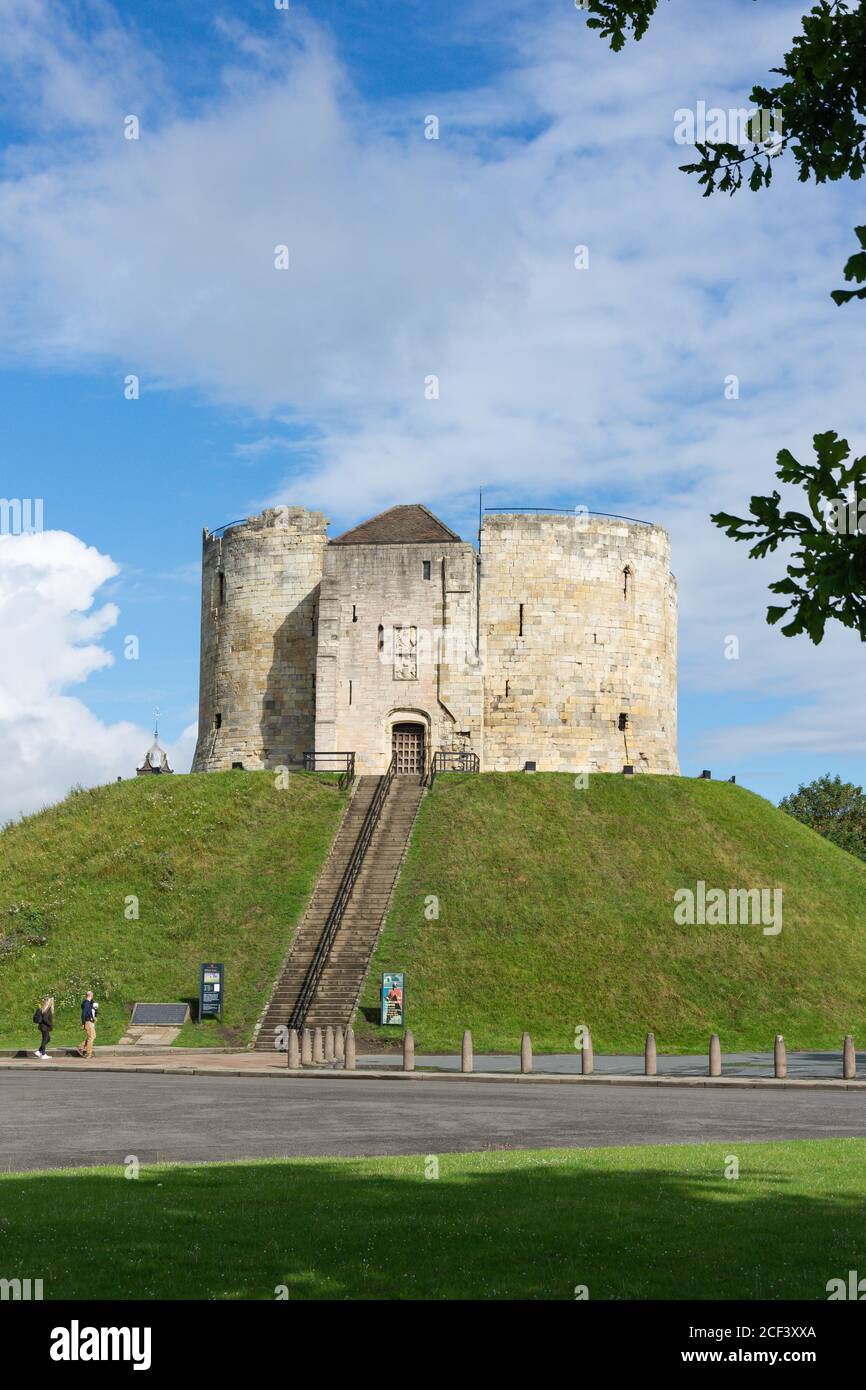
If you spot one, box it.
[192,507,329,772]
[314,540,481,774]
[479,514,678,773]
[192,506,678,778]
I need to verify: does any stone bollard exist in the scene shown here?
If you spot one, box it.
[843,1034,856,1080]
[581,1028,593,1076]
[521,1032,532,1075]
[403,1029,415,1072]
[334,1028,345,1064]
[709,1033,721,1078]
[301,1028,313,1066]
[344,1027,356,1070]
[461,1029,473,1074]
[324,1026,335,1063]
[774,1034,787,1079]
[644,1032,657,1076]
[313,1026,324,1065]
[287,1028,300,1070]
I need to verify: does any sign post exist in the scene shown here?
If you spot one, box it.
[199,963,224,1022]
[380,972,405,1027]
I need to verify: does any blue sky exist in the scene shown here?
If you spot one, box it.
[1,0,864,818]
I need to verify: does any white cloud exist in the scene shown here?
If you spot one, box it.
[0,0,862,786]
[0,531,193,823]
[0,0,165,139]
[167,721,199,776]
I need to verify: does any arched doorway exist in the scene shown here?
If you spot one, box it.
[392,722,425,775]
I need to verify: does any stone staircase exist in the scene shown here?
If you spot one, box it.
[253,773,424,1048]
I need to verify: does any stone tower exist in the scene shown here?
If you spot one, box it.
[191,503,678,777]
[480,513,678,773]
[192,507,329,772]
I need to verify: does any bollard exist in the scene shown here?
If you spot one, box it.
[709,1033,721,1077]
[334,1027,345,1064]
[324,1026,335,1063]
[301,1028,312,1066]
[581,1028,593,1076]
[403,1029,415,1072]
[313,1026,324,1064]
[287,1028,300,1070]
[843,1034,856,1080]
[344,1027,356,1070]
[774,1034,787,1079]
[644,1032,657,1077]
[461,1029,473,1074]
[521,1032,532,1075]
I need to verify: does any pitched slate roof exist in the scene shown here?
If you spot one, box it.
[330,504,463,546]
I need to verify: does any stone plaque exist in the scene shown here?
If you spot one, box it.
[393,625,418,680]
[130,1003,190,1027]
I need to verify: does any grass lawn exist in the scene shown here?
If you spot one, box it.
[358,773,866,1053]
[1,1139,863,1299]
[0,771,347,1049]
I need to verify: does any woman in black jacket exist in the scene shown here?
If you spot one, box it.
[34,996,54,1059]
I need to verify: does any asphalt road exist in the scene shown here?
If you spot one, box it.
[1,1072,864,1171]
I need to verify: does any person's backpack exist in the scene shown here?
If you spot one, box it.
[33,1008,43,1025]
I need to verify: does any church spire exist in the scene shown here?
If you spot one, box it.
[136,707,174,776]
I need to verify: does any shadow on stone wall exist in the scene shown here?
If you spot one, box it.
[261,586,320,767]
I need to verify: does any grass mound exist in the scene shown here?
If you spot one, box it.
[0,771,346,1049]
[358,773,866,1052]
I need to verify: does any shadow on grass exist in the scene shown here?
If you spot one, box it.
[180,997,199,1022]
[1,1144,864,1300]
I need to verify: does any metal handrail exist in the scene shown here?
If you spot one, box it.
[288,756,397,1029]
[428,750,480,787]
[483,507,654,527]
[303,751,356,789]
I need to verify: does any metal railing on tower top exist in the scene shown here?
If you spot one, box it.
[482,507,654,526]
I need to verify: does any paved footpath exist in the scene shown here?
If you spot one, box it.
[1,1068,864,1171]
[3,1049,863,1078]
[362,1051,866,1080]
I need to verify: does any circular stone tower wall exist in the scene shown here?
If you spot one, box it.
[480,513,678,773]
[192,507,329,773]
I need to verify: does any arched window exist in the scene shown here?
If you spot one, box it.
[377,624,384,654]
[623,566,633,598]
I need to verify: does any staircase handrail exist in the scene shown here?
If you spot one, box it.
[427,749,480,787]
[288,756,397,1029]
[303,750,356,789]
